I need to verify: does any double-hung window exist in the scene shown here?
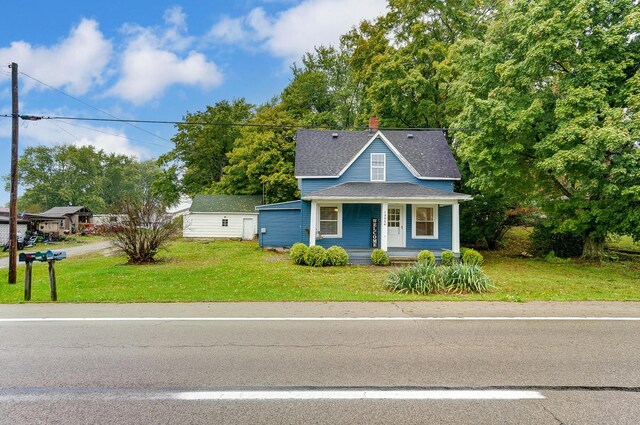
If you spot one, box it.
[370,153,386,181]
[412,205,437,239]
[319,205,341,237]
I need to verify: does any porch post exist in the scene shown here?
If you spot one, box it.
[309,200,317,246]
[380,202,388,251]
[452,202,460,254]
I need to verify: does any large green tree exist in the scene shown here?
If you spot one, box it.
[215,105,300,203]
[14,145,161,213]
[158,98,254,197]
[450,0,640,258]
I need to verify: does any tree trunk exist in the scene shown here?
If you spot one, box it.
[582,233,605,261]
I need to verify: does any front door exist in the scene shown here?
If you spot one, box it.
[387,205,404,247]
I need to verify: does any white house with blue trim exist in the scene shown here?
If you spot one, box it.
[257,124,471,261]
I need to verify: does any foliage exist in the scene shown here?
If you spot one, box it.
[450,0,640,259]
[461,249,483,265]
[215,105,299,204]
[385,262,442,294]
[441,250,455,266]
[326,246,349,266]
[440,264,492,293]
[304,245,327,267]
[12,145,160,213]
[289,242,309,265]
[371,249,390,266]
[109,197,179,264]
[416,250,436,265]
[544,251,571,264]
[530,221,585,258]
[158,99,254,197]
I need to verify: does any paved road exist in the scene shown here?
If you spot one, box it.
[1,302,639,424]
[0,241,112,269]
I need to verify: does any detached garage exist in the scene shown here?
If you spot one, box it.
[183,194,262,240]
[0,216,29,245]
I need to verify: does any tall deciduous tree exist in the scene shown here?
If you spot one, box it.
[158,98,254,197]
[451,0,640,259]
[215,105,300,203]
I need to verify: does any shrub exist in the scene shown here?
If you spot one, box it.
[371,249,389,266]
[441,250,455,266]
[416,250,436,265]
[530,221,585,258]
[461,248,483,265]
[385,262,442,294]
[304,245,327,267]
[290,243,309,265]
[326,246,349,266]
[441,263,491,293]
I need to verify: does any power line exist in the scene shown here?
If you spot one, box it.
[0,113,479,132]
[17,71,173,145]
[50,119,171,149]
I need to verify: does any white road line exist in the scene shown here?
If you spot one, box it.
[173,390,546,400]
[0,317,639,322]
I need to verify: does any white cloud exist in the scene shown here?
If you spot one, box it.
[0,19,112,95]
[108,7,222,105]
[209,0,388,62]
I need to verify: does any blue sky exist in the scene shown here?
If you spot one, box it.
[0,0,387,206]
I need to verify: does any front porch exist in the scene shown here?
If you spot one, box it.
[346,248,451,265]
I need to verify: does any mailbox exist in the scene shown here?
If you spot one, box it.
[18,252,37,262]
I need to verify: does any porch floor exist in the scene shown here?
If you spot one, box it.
[346,248,447,265]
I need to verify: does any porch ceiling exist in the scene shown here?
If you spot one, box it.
[302,182,472,201]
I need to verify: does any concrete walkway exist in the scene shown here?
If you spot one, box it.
[0,240,113,269]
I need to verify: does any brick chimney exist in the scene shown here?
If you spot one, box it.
[369,116,379,133]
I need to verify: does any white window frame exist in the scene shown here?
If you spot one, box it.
[412,204,438,239]
[221,218,229,227]
[370,153,386,182]
[317,204,342,238]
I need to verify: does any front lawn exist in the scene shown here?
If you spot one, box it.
[0,238,638,303]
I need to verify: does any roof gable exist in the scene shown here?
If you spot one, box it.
[190,194,263,213]
[42,206,92,215]
[295,129,461,179]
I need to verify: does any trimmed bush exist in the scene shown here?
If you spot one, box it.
[371,249,389,266]
[290,242,309,265]
[461,248,483,265]
[441,263,491,293]
[326,246,349,266]
[304,245,327,267]
[416,250,436,265]
[385,262,442,295]
[441,250,455,266]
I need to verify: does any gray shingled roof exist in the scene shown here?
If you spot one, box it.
[295,130,461,179]
[302,182,472,200]
[42,206,91,215]
[190,194,263,213]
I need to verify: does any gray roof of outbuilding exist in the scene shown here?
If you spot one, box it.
[295,130,461,179]
[302,182,472,200]
[190,194,263,213]
[42,206,91,215]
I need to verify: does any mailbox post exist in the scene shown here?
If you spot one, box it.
[19,250,66,301]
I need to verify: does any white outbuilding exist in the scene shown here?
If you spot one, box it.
[183,194,262,240]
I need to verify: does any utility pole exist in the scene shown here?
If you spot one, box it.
[8,62,19,284]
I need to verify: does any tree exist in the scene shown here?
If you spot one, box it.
[215,105,300,203]
[158,99,254,197]
[110,196,179,264]
[450,0,640,259]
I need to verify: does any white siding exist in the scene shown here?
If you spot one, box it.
[183,213,258,239]
[0,224,28,245]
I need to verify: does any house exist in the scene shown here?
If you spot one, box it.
[257,119,472,261]
[37,206,94,234]
[183,194,262,240]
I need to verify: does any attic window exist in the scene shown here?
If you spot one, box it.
[370,153,386,182]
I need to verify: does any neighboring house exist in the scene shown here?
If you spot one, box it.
[0,216,29,245]
[39,206,94,233]
[167,196,193,218]
[183,194,262,240]
[257,120,471,261]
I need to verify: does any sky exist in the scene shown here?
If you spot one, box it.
[0,0,388,206]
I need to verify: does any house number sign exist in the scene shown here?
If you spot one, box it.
[371,218,379,248]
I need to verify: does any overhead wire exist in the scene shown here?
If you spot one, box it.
[50,119,172,149]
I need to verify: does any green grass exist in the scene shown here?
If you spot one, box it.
[0,236,638,303]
